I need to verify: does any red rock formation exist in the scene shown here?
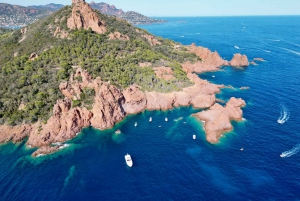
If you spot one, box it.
[153,67,175,81]
[230,53,249,67]
[109,32,129,41]
[142,34,161,46]
[0,124,36,144]
[90,79,125,129]
[183,43,228,73]
[122,85,146,114]
[67,1,106,34]
[53,27,69,38]
[193,97,246,143]
[72,0,85,4]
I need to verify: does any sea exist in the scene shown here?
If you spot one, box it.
[1,16,300,200]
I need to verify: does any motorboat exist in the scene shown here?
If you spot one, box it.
[193,135,196,140]
[149,117,152,122]
[134,122,137,127]
[125,153,133,167]
[165,117,168,122]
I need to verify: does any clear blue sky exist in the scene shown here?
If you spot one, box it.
[2,0,300,16]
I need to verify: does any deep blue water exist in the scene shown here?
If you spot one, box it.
[1,16,300,200]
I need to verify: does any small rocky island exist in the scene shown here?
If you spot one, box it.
[0,0,251,157]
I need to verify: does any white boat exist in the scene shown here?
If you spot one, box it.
[134,122,137,127]
[165,117,168,122]
[149,117,152,122]
[240,148,244,151]
[125,153,133,167]
[280,153,285,157]
[277,119,283,124]
[193,135,196,140]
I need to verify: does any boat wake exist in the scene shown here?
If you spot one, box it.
[280,144,300,158]
[234,46,241,49]
[280,47,300,56]
[277,104,290,124]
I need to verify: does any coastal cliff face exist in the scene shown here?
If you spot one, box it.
[193,97,246,143]
[183,43,228,73]
[183,43,250,73]
[0,62,229,156]
[67,0,107,34]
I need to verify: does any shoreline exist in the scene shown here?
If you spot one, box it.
[0,44,249,157]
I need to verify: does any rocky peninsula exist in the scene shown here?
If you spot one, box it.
[0,0,250,157]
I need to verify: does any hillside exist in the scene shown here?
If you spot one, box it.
[89,2,166,24]
[0,0,248,157]
[0,3,58,27]
[0,0,197,126]
[0,2,165,27]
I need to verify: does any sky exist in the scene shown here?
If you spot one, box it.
[2,0,300,17]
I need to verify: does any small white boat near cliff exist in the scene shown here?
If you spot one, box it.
[134,122,137,127]
[125,153,133,167]
[165,117,168,122]
[149,117,152,122]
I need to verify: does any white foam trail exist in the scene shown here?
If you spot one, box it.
[174,117,183,122]
[234,46,240,49]
[277,104,290,124]
[280,144,300,158]
[179,36,185,38]
[280,47,300,56]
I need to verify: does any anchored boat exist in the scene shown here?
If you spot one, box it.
[125,153,133,167]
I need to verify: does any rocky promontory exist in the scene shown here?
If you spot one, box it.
[193,97,246,143]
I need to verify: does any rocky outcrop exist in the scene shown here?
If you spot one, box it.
[230,53,249,67]
[0,124,36,144]
[67,1,107,34]
[90,79,125,129]
[53,27,69,39]
[153,67,175,81]
[142,34,161,46]
[109,32,129,41]
[122,85,146,114]
[193,97,246,143]
[72,0,85,4]
[183,43,228,73]
[20,27,27,34]
[29,53,38,61]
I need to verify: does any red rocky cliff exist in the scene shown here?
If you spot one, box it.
[67,0,107,34]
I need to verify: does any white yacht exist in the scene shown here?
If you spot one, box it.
[193,135,196,140]
[134,122,137,127]
[149,117,152,122]
[165,117,168,122]
[125,153,133,167]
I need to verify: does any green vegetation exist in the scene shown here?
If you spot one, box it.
[0,5,200,126]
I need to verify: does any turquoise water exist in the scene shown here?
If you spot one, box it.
[1,16,300,200]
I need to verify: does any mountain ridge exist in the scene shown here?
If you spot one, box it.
[0,1,165,27]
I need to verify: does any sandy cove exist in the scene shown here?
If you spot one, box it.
[0,44,248,156]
